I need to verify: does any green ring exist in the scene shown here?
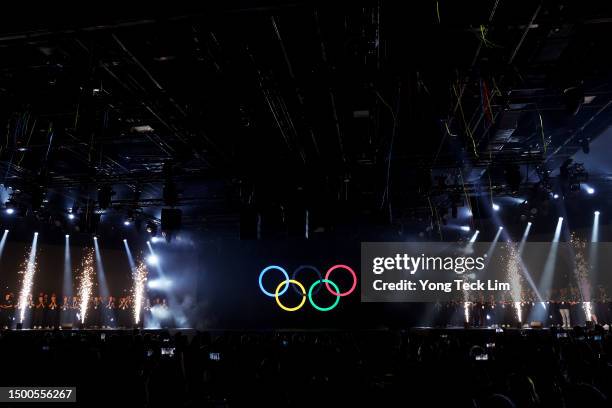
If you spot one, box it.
[308,279,341,312]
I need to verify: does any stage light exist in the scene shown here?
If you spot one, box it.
[62,233,73,309]
[553,194,559,199]
[499,226,503,230]
[148,277,173,290]
[146,221,158,236]
[594,210,600,215]
[586,187,595,194]
[518,222,533,255]
[460,225,471,232]
[93,236,97,240]
[5,208,14,215]
[68,213,75,220]
[538,217,564,303]
[146,254,159,265]
[123,239,127,242]
[123,220,131,226]
[492,203,500,211]
[469,230,480,243]
[0,230,9,264]
[150,236,162,244]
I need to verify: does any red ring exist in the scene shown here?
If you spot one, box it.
[324,264,357,297]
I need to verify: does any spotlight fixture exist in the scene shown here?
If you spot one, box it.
[65,234,69,238]
[594,211,600,215]
[553,193,559,199]
[4,198,16,215]
[68,213,75,220]
[123,219,132,226]
[499,226,504,230]
[460,225,471,232]
[146,221,158,236]
[492,203,500,211]
[586,186,595,195]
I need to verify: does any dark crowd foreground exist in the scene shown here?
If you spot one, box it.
[0,327,610,407]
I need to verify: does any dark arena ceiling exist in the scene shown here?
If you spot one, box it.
[1,0,612,242]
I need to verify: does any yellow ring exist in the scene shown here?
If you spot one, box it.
[274,279,306,312]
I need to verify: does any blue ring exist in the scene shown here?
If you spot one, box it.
[259,265,290,297]
[291,265,323,295]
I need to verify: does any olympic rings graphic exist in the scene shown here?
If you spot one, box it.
[259,264,357,312]
[291,265,322,295]
[259,265,290,297]
[308,279,340,312]
[275,279,306,312]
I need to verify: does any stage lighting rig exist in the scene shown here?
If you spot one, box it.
[97,185,115,210]
[504,164,522,194]
[560,159,588,192]
[163,180,179,207]
[146,221,158,236]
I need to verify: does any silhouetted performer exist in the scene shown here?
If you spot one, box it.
[33,294,45,329]
[48,294,59,329]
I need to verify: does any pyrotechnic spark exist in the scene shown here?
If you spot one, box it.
[17,248,38,323]
[464,302,470,323]
[77,248,95,324]
[514,302,522,323]
[132,260,148,324]
[583,301,593,322]
[571,233,592,304]
[502,244,525,324]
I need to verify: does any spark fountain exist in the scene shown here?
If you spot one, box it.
[17,232,39,323]
[132,260,148,325]
[77,248,95,324]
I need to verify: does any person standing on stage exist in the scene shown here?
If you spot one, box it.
[105,296,116,328]
[91,296,101,328]
[24,294,35,328]
[1,293,14,329]
[118,296,128,328]
[60,295,70,326]
[48,293,59,329]
[42,293,49,328]
[71,295,80,327]
[33,293,45,329]
[558,289,571,329]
